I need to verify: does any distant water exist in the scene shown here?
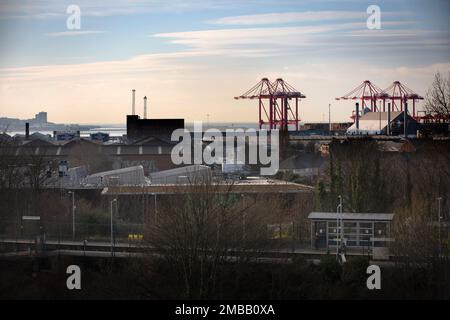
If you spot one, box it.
[7,122,261,138]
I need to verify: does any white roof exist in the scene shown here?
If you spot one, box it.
[149,165,210,180]
[347,111,403,134]
[308,212,394,221]
[87,165,144,178]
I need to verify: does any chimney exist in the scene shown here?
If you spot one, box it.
[387,103,391,136]
[132,89,136,115]
[355,102,360,132]
[25,122,30,140]
[144,96,147,119]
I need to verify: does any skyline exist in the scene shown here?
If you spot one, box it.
[0,0,449,124]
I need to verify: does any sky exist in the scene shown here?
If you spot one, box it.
[0,0,449,124]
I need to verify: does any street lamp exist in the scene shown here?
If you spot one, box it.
[68,191,76,240]
[110,198,117,257]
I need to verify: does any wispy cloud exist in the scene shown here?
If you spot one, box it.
[154,21,436,56]
[45,30,105,37]
[154,23,361,52]
[209,10,412,25]
[0,0,254,20]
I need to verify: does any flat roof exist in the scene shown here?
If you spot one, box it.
[308,212,394,221]
[101,180,314,195]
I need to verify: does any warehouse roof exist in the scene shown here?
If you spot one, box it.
[101,179,314,195]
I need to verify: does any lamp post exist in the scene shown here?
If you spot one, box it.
[68,191,76,240]
[110,198,117,257]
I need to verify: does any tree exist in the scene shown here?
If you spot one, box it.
[141,176,260,299]
[424,72,450,119]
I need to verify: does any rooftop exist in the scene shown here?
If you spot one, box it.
[101,179,314,195]
[308,212,394,221]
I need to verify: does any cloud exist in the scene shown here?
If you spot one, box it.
[153,21,445,57]
[208,10,412,25]
[154,23,363,53]
[0,52,193,81]
[0,0,254,20]
[0,49,448,124]
[45,30,105,37]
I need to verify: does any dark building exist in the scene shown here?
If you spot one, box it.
[126,115,184,142]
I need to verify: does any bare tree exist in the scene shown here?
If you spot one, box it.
[143,177,246,298]
[425,72,450,119]
[0,139,23,189]
[135,175,295,299]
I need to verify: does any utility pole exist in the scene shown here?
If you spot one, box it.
[379,100,382,134]
[110,198,117,257]
[387,103,391,136]
[153,193,158,225]
[437,197,442,257]
[336,195,343,260]
[68,191,76,240]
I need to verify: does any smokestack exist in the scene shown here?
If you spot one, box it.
[404,100,408,137]
[132,89,136,115]
[387,103,391,136]
[143,96,147,119]
[25,122,29,140]
[355,102,360,132]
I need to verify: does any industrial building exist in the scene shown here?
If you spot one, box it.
[100,179,315,230]
[83,165,146,187]
[149,165,211,184]
[346,111,420,136]
[308,212,394,257]
[126,115,184,142]
[126,89,184,142]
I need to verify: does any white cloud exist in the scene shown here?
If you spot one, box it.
[0,0,252,20]
[154,23,364,54]
[153,21,446,56]
[45,30,105,37]
[208,10,412,25]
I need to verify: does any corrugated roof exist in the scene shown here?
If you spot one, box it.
[308,212,394,221]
